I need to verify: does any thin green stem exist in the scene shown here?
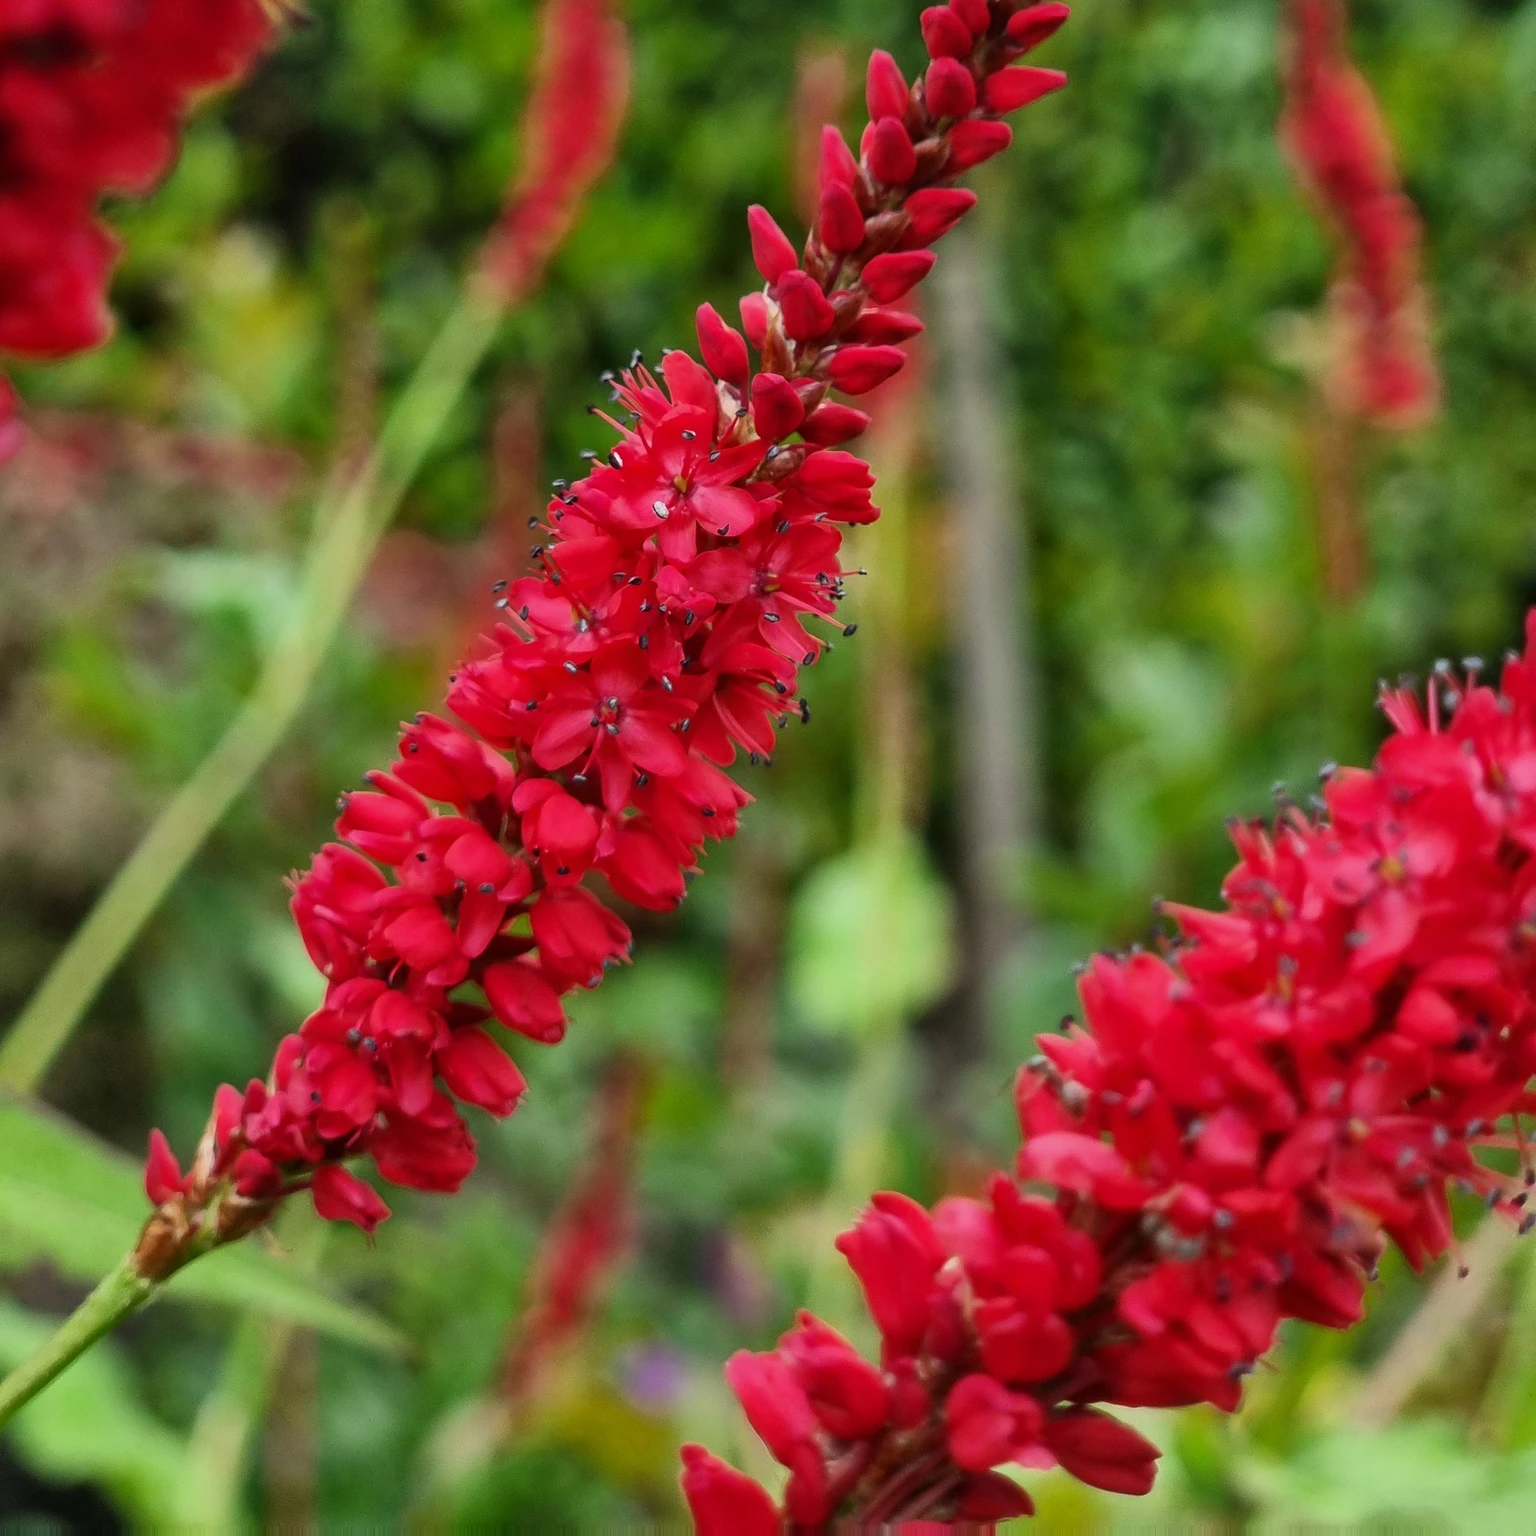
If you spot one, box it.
[0,287,505,1094]
[0,1257,157,1431]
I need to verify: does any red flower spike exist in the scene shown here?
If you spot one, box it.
[926,57,979,120]
[865,50,910,123]
[747,204,799,284]
[1281,0,1440,428]
[818,182,868,254]
[477,0,631,301]
[983,64,1069,113]
[862,250,938,303]
[140,1,1079,1455]
[921,5,975,59]
[695,303,749,386]
[1006,2,1073,53]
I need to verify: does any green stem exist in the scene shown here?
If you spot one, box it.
[0,1257,157,1431]
[0,287,505,1094]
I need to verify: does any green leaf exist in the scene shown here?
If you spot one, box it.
[787,833,955,1038]
[0,1299,187,1526]
[0,1094,408,1357]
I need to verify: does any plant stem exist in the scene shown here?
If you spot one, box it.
[0,1256,157,1430]
[0,287,505,1094]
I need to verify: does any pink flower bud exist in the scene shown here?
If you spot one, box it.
[818,182,866,254]
[751,373,806,440]
[484,961,569,1043]
[862,249,937,302]
[952,0,990,28]
[738,292,770,350]
[865,49,909,122]
[695,303,749,385]
[983,64,1068,113]
[827,344,905,395]
[438,1026,527,1117]
[819,124,860,191]
[1041,1411,1161,1497]
[921,5,974,59]
[864,115,917,186]
[1006,2,1073,53]
[746,204,798,284]
[845,306,925,345]
[945,1373,1045,1472]
[144,1130,185,1206]
[232,1150,280,1198]
[799,403,871,446]
[776,270,836,341]
[926,57,978,119]
[947,118,1013,173]
[900,186,978,246]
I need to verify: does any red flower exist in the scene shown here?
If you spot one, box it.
[143,0,1069,1401]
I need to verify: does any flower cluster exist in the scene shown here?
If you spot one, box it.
[1281,0,1439,428]
[0,0,274,459]
[140,0,1069,1262]
[683,627,1536,1526]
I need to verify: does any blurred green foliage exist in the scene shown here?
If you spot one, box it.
[7,0,1536,1527]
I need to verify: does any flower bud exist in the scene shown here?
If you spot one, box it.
[926,57,978,119]
[983,64,1068,113]
[696,303,750,385]
[921,5,974,59]
[818,182,866,254]
[747,204,798,283]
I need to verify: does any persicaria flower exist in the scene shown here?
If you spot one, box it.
[1281,0,1439,428]
[139,0,1068,1277]
[685,619,1536,1526]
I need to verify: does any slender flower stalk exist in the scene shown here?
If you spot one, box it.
[684,624,1536,1527]
[0,0,276,459]
[0,0,1066,1430]
[1281,0,1439,430]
